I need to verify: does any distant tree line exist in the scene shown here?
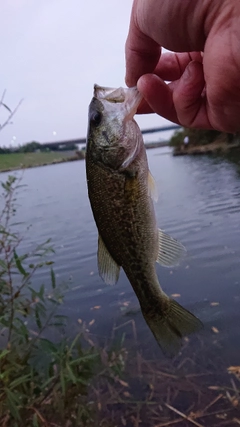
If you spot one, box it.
[0,141,78,154]
[169,128,236,147]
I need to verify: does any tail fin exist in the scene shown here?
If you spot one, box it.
[142,297,202,357]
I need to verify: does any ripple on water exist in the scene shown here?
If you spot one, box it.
[3,149,240,361]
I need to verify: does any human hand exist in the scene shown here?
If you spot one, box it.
[125,0,240,133]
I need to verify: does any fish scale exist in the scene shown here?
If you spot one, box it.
[86,84,202,356]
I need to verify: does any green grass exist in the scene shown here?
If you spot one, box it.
[0,151,76,171]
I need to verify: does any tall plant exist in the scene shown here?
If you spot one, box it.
[0,176,101,425]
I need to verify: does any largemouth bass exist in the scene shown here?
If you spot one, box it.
[86,85,202,356]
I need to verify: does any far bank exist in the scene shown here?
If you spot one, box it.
[0,150,85,173]
[0,142,169,173]
[170,127,240,157]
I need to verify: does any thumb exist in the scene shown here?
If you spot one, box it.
[172,60,210,128]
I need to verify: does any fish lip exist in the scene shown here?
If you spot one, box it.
[94,84,125,102]
[93,84,142,118]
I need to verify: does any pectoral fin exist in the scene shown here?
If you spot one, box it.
[157,229,186,267]
[98,235,120,285]
[148,171,158,202]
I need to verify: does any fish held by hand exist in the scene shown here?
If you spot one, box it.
[86,84,202,357]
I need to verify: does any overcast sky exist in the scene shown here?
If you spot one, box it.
[0,0,173,147]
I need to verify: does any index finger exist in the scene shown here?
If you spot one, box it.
[125,0,161,87]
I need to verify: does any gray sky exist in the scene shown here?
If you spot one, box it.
[0,0,172,147]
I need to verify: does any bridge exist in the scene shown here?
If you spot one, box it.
[141,124,181,134]
[40,124,181,150]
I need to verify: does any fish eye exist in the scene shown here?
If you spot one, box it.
[91,111,102,126]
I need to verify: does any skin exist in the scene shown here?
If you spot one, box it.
[125,0,240,133]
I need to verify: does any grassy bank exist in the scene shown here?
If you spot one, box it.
[0,150,85,172]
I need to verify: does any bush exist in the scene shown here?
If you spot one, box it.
[169,128,223,147]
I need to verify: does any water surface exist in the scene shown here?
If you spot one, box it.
[1,147,240,365]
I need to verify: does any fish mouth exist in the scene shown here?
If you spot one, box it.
[93,84,142,118]
[94,85,126,103]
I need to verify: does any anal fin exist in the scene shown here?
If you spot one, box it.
[98,235,120,285]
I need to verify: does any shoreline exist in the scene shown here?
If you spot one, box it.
[173,140,240,156]
[2,140,240,174]
[0,150,85,173]
[0,143,169,173]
